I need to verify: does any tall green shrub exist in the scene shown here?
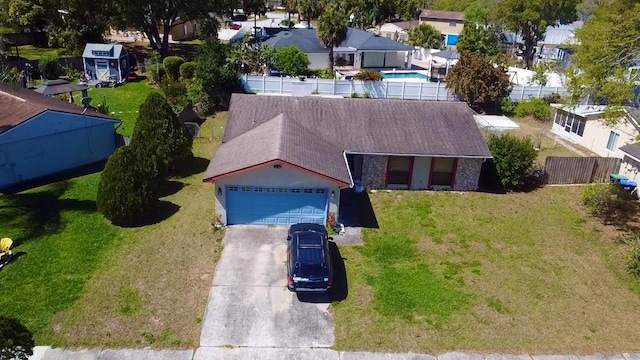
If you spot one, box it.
[0,317,34,360]
[275,46,310,77]
[179,61,196,80]
[130,93,193,176]
[163,56,186,81]
[38,57,62,80]
[97,146,159,226]
[514,98,551,121]
[487,134,538,190]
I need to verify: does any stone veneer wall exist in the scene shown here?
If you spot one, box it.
[362,155,388,189]
[454,158,484,191]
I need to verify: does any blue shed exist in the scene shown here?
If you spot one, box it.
[0,85,121,190]
[82,43,130,84]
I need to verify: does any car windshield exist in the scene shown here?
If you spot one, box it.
[295,262,327,278]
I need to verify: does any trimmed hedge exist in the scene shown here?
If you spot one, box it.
[97,146,159,226]
[487,134,538,191]
[514,98,551,121]
[179,61,196,80]
[163,56,185,81]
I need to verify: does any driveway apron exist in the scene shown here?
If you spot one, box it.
[199,226,335,348]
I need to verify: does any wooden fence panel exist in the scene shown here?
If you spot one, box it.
[543,157,622,184]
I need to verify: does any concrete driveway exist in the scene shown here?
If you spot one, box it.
[199,226,335,348]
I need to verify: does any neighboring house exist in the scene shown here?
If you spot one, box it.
[536,24,579,64]
[551,104,640,158]
[419,10,465,47]
[203,94,492,226]
[260,27,414,70]
[82,43,129,84]
[372,21,418,43]
[0,85,121,190]
[619,107,640,181]
[159,18,200,41]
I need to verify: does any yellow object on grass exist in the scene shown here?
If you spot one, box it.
[0,237,12,253]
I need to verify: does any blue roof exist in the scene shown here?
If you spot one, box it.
[261,27,413,53]
[82,43,127,59]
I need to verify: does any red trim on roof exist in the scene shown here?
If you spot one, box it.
[203,159,350,187]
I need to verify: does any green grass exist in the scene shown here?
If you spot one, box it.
[333,188,640,353]
[14,45,69,61]
[0,112,228,347]
[0,26,14,34]
[88,81,156,136]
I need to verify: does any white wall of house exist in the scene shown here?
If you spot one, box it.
[620,158,640,182]
[580,118,638,158]
[410,156,432,190]
[308,53,330,69]
[213,164,342,225]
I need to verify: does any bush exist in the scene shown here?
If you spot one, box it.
[625,234,640,277]
[351,92,361,98]
[97,146,159,226]
[542,92,562,104]
[163,56,185,81]
[353,69,384,81]
[499,97,516,116]
[281,18,295,27]
[160,79,189,107]
[275,46,310,77]
[0,317,35,360]
[130,93,193,176]
[38,57,62,80]
[94,96,110,115]
[581,182,627,215]
[179,61,196,80]
[486,134,538,191]
[514,98,551,121]
[64,65,83,80]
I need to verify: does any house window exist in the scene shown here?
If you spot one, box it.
[315,189,326,194]
[266,187,276,192]
[291,188,301,193]
[183,24,188,35]
[229,186,238,192]
[279,188,288,193]
[254,187,263,192]
[431,158,457,187]
[387,156,412,186]
[606,131,620,152]
[241,186,251,192]
[303,189,313,193]
[92,50,110,57]
[449,20,457,27]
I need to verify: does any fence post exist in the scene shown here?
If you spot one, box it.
[262,76,266,93]
[280,76,284,94]
[333,78,336,95]
[418,82,423,101]
[538,85,542,98]
[555,86,559,95]
[436,81,440,101]
[385,81,388,98]
[401,81,406,100]
[316,77,319,93]
[520,86,525,100]
[350,80,354,95]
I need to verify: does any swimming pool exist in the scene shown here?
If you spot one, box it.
[381,71,432,82]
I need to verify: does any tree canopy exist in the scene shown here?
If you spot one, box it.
[317,6,348,73]
[569,0,639,111]
[456,23,500,56]
[446,52,512,111]
[275,45,310,76]
[496,0,580,69]
[406,23,443,50]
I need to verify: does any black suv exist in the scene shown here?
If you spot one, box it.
[286,223,333,292]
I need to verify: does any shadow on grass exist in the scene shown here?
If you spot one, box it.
[171,157,210,179]
[0,182,97,247]
[339,189,379,229]
[118,200,181,228]
[597,201,640,235]
[157,180,185,198]
[296,242,348,304]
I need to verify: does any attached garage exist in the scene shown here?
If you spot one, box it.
[226,186,328,225]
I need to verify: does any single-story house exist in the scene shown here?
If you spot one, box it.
[82,43,129,84]
[158,18,200,41]
[0,85,120,190]
[618,107,640,181]
[419,10,465,47]
[551,104,639,158]
[372,21,418,43]
[260,27,414,70]
[203,94,492,226]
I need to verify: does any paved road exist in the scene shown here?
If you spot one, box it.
[198,225,335,348]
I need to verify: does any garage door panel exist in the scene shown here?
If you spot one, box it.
[226,185,328,225]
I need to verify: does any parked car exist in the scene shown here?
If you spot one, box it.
[229,23,242,30]
[231,14,248,21]
[286,223,333,292]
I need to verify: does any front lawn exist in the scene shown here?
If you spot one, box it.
[88,81,155,136]
[15,45,69,61]
[333,187,640,353]
[0,112,228,348]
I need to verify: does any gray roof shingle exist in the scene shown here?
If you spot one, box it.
[262,28,328,53]
[203,94,491,182]
[620,143,640,161]
[341,28,414,51]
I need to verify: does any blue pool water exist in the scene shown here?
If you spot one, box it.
[382,72,431,80]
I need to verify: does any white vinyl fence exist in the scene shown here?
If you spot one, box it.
[241,75,569,102]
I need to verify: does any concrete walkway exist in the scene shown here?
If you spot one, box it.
[30,347,640,360]
[547,133,589,156]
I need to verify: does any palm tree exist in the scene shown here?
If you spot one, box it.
[317,7,348,73]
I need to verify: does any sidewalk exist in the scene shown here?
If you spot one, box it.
[29,347,640,360]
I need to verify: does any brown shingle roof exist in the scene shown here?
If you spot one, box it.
[0,84,113,134]
[419,10,465,22]
[204,94,491,183]
[204,113,351,184]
